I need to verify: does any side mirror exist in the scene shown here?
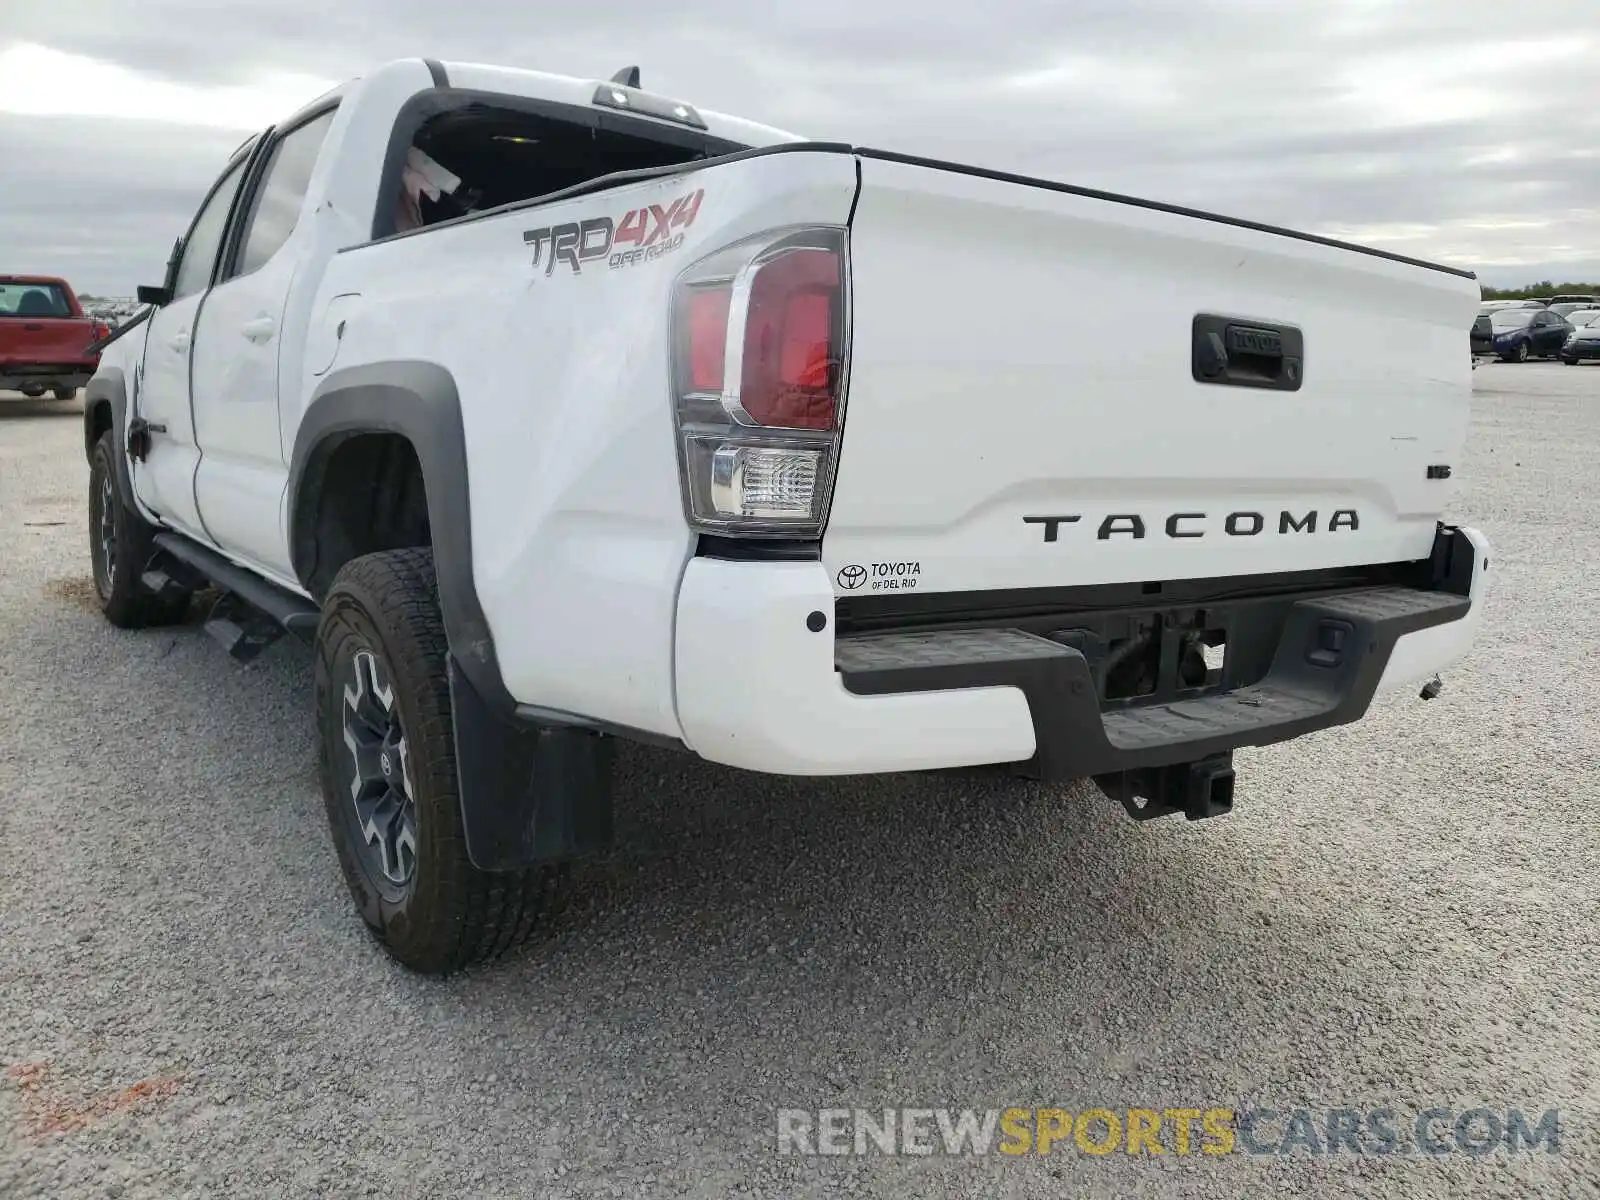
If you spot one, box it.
[140,235,184,306]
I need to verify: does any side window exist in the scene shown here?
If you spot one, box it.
[232,109,336,277]
[172,158,249,300]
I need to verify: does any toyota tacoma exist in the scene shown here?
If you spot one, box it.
[82,58,1490,974]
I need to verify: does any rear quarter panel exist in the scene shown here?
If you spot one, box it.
[306,148,860,736]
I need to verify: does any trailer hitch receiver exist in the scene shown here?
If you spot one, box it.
[1095,752,1236,822]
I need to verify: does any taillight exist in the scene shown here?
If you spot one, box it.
[686,288,731,393]
[90,322,110,345]
[671,226,849,536]
[738,247,839,430]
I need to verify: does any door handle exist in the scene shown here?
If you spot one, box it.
[23,323,42,332]
[169,331,190,353]
[242,316,276,344]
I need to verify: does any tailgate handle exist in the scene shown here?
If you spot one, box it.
[1192,315,1303,391]
[23,323,43,332]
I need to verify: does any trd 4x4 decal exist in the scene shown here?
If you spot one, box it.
[524,188,705,277]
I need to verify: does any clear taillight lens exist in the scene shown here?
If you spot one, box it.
[710,445,821,519]
[671,226,849,537]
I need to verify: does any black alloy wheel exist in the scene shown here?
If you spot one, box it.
[335,643,419,894]
[314,548,566,975]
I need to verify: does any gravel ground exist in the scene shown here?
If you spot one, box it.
[1,365,1597,1199]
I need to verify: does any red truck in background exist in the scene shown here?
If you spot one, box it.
[0,275,110,401]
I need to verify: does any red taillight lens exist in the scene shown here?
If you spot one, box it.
[739,248,840,430]
[92,323,110,342]
[670,226,848,536]
[686,286,731,393]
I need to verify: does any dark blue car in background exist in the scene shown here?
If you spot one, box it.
[1485,307,1572,362]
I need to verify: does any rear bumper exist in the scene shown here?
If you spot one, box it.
[674,525,1488,777]
[0,367,93,392]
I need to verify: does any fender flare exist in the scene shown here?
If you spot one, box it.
[82,369,140,513]
[288,359,512,714]
[290,360,614,869]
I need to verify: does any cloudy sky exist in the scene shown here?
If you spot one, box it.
[3,0,1598,296]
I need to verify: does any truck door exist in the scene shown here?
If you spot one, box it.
[132,150,254,539]
[190,106,337,584]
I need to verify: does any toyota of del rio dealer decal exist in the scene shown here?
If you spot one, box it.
[837,562,922,593]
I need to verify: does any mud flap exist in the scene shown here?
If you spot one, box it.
[447,655,615,870]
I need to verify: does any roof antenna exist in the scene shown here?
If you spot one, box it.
[610,66,641,88]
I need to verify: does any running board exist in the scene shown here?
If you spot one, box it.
[151,533,320,657]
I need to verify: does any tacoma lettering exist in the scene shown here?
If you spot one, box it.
[1027,510,1363,542]
[1098,515,1146,541]
[1280,511,1317,534]
[1022,515,1081,543]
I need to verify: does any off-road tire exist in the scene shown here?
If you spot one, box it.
[88,430,192,628]
[314,547,566,975]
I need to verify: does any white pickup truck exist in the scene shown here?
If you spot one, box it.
[85,58,1490,974]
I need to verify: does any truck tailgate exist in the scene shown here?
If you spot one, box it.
[0,316,99,365]
[822,153,1480,599]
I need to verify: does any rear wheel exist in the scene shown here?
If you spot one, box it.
[87,431,192,628]
[314,548,565,975]
[53,387,78,401]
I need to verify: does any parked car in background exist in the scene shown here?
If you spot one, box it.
[1548,294,1597,307]
[0,275,109,399]
[1479,299,1542,313]
[1546,302,1594,320]
[1486,307,1571,361]
[1560,308,1600,330]
[1470,313,1498,365]
[1560,314,1600,364]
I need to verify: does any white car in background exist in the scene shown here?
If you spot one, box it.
[1559,309,1600,364]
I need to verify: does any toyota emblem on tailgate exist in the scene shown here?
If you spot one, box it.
[837,564,867,590]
